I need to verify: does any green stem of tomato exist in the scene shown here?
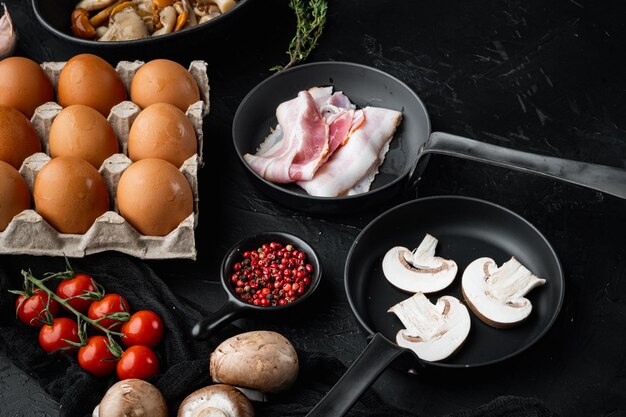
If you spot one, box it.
[22,271,124,338]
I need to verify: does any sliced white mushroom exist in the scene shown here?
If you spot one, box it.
[388,292,470,362]
[462,256,546,328]
[382,234,458,293]
[76,0,118,12]
[152,5,177,36]
[98,8,149,41]
[177,385,255,417]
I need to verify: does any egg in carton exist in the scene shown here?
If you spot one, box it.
[0,60,209,260]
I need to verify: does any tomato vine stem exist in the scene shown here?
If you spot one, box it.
[21,270,125,338]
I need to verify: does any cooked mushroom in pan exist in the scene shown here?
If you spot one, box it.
[71,0,238,41]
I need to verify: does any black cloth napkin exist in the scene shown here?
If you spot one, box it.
[0,254,556,417]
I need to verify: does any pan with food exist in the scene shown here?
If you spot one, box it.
[305,196,564,416]
[232,61,626,214]
[191,231,322,340]
[32,0,251,49]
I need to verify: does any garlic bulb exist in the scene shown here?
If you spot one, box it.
[0,3,17,59]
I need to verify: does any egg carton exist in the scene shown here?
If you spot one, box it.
[0,60,210,260]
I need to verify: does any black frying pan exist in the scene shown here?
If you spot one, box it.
[306,196,564,417]
[232,62,626,214]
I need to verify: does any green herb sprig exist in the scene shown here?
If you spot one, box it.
[272,0,328,71]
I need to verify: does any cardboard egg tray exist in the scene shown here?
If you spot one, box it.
[0,60,210,260]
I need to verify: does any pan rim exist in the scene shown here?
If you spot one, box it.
[232,60,431,202]
[344,195,565,368]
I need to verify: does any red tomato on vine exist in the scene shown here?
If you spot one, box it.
[56,273,99,313]
[15,290,59,327]
[121,310,164,348]
[38,317,80,353]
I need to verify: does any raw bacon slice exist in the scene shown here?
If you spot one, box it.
[297,107,402,197]
[327,110,354,156]
[244,90,329,183]
[309,86,334,108]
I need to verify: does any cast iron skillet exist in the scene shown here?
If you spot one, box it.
[233,62,626,214]
[306,196,564,417]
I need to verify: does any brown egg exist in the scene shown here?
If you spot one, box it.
[117,159,193,236]
[0,161,31,232]
[0,57,54,118]
[34,156,109,234]
[130,59,200,112]
[49,105,119,168]
[57,54,127,117]
[0,105,42,169]
[128,103,197,168]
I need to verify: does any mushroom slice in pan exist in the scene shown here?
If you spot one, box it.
[388,292,470,362]
[462,256,546,328]
[177,385,254,417]
[382,234,458,293]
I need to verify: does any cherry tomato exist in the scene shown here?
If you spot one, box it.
[116,345,159,380]
[15,290,59,327]
[56,273,97,313]
[121,310,164,348]
[78,335,118,377]
[38,317,80,353]
[88,294,130,332]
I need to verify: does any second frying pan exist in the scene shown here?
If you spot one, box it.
[306,196,564,416]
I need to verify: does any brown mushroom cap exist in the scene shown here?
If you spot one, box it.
[96,379,168,417]
[177,384,254,417]
[210,331,299,394]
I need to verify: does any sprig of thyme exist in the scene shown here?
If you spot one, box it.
[272,0,328,71]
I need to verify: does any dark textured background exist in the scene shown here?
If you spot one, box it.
[1,0,626,415]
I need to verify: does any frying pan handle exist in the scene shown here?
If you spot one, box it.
[305,333,406,417]
[409,131,626,199]
[191,299,242,340]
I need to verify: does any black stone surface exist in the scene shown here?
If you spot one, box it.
[1,0,626,416]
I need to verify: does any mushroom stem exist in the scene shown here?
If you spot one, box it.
[486,257,546,302]
[388,292,443,340]
[89,0,123,27]
[405,233,443,269]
